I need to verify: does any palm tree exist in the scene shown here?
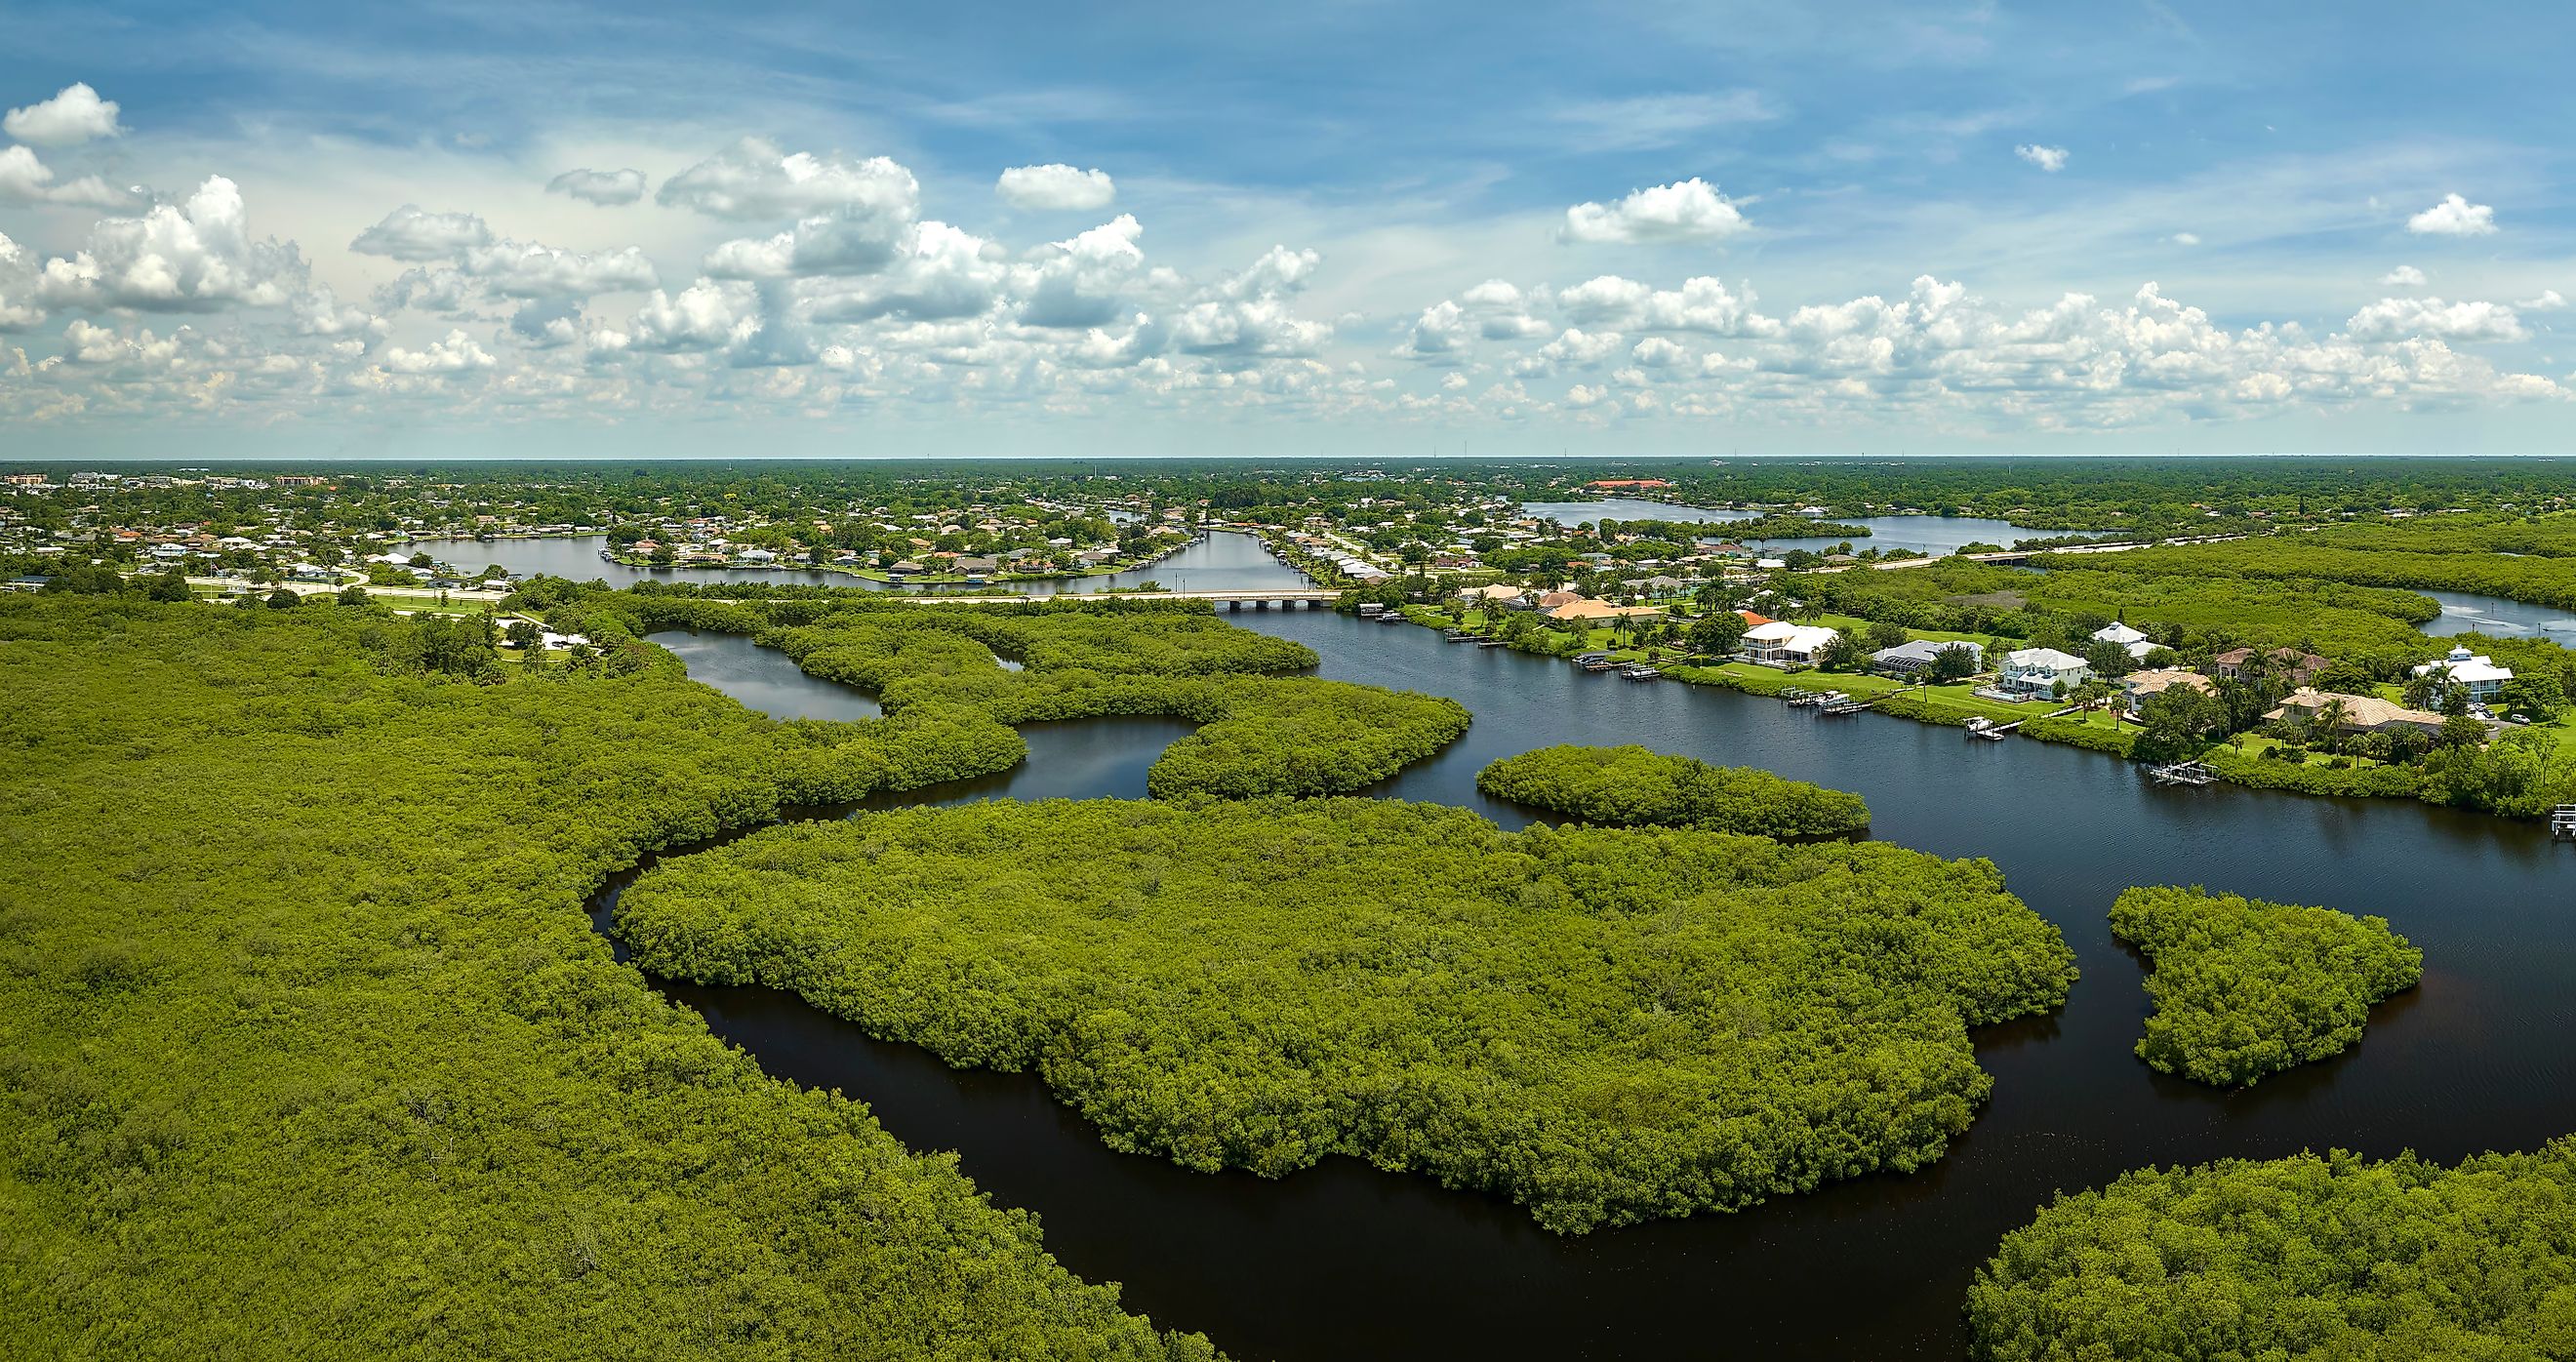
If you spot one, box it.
[2314,696,2349,755]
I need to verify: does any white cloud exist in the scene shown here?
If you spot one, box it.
[0,145,138,209]
[460,240,658,297]
[0,231,42,331]
[2516,289,2566,311]
[2015,143,2070,173]
[35,177,306,313]
[1560,179,1748,245]
[2344,297,2524,342]
[2169,232,2200,246]
[703,212,911,278]
[626,279,754,352]
[1017,214,1147,328]
[802,221,1010,323]
[996,164,1116,212]
[4,83,124,148]
[2407,193,2496,236]
[350,205,497,260]
[382,329,496,374]
[2380,264,2427,287]
[658,138,919,221]
[545,168,647,207]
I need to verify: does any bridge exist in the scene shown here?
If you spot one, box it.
[894,588,1341,609]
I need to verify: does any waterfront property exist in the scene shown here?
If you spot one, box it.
[1998,647,2092,699]
[2266,688,2449,740]
[1872,638,1984,675]
[1743,621,1840,665]
[2120,668,2214,714]
[2414,645,2515,705]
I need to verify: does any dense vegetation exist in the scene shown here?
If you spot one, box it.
[0,596,1215,1358]
[2109,886,2422,1088]
[1969,1142,2576,1362]
[507,584,1473,800]
[615,798,2077,1233]
[2055,514,2576,610]
[1477,744,1871,837]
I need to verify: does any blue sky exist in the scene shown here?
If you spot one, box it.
[3,1,2573,459]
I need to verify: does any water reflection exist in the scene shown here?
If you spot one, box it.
[615,611,2576,1362]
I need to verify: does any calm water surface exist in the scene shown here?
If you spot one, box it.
[408,528,1308,595]
[2418,588,2576,639]
[603,611,2576,1361]
[1517,497,2106,555]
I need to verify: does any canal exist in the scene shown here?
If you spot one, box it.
[612,611,2576,1361]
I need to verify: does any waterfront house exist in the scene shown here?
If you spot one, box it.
[2090,621,2159,661]
[2267,688,2447,739]
[2412,645,2514,705]
[1743,621,1840,664]
[1998,647,2091,699]
[1872,638,1983,675]
[1546,598,1662,623]
[1460,583,1533,611]
[2121,668,2215,714]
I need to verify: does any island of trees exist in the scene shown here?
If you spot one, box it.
[1477,743,1871,838]
[2109,885,2422,1088]
[615,797,2077,1233]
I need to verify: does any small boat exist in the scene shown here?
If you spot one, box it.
[1621,664,1662,681]
[2147,760,2217,786]
[1442,628,1471,642]
[1375,611,1404,623]
[2549,804,2575,839]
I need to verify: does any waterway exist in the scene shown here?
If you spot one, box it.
[2419,587,2576,639]
[402,527,1309,596]
[1517,496,2105,555]
[604,610,2576,1361]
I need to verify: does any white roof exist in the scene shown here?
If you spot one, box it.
[1745,621,1839,650]
[2092,621,2149,645]
[2005,647,2089,670]
[2417,652,2514,684]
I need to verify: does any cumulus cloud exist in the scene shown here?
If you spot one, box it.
[2015,143,2070,173]
[659,138,919,221]
[460,240,658,297]
[2345,297,2524,342]
[2407,193,2496,236]
[996,164,1116,212]
[0,145,138,209]
[625,279,754,352]
[382,329,496,374]
[1018,214,1147,328]
[1560,179,1748,245]
[0,231,42,330]
[2517,289,2566,311]
[2380,264,2427,287]
[4,83,124,147]
[545,168,647,206]
[2169,232,2200,246]
[802,221,1011,324]
[350,205,497,260]
[35,177,306,313]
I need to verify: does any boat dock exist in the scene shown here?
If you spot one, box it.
[2553,805,2576,839]
[2147,760,2218,786]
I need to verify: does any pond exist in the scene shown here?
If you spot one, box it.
[403,528,1313,596]
[603,616,2576,1361]
[1516,498,2106,555]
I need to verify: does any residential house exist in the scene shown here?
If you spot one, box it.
[1743,621,1840,664]
[1460,583,1532,611]
[2090,621,2159,661]
[1998,647,2092,699]
[1546,598,1662,623]
[1872,638,1984,675]
[2209,647,2330,687]
[2412,645,2514,705]
[2266,688,2448,739]
[2120,668,2214,714]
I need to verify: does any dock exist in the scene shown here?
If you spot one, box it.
[1621,664,1662,681]
[2553,805,2576,839]
[2147,760,2218,786]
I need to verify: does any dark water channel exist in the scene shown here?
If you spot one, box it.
[407,527,1307,596]
[608,615,2576,1361]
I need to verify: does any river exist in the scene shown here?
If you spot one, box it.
[2419,587,2576,639]
[610,608,2576,1361]
[1517,496,2105,555]
[403,527,1310,596]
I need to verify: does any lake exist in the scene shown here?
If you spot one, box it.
[403,527,1310,596]
[600,613,2576,1361]
[1517,497,2104,555]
